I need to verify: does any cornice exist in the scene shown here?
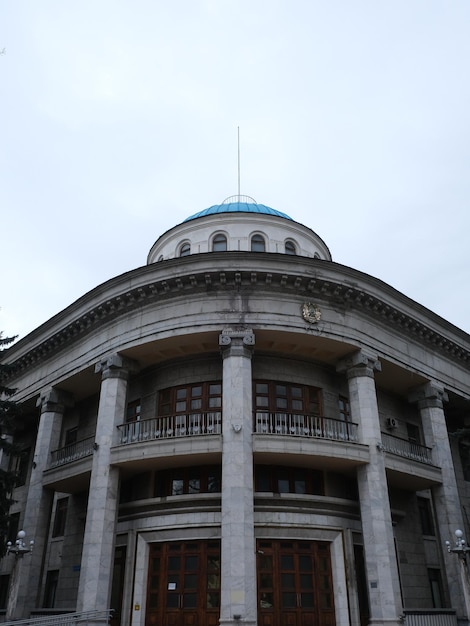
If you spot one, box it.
[3,255,470,379]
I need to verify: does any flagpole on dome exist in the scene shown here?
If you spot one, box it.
[238,126,241,201]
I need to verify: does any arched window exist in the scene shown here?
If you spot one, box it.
[313,252,321,260]
[251,234,266,252]
[179,242,191,257]
[285,240,296,255]
[212,234,227,252]
[157,255,164,262]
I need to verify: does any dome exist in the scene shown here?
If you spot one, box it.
[184,195,293,222]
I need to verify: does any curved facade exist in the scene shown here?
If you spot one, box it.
[1,198,470,626]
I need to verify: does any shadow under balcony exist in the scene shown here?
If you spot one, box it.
[43,436,95,492]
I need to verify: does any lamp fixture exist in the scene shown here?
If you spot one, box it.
[445,529,470,560]
[6,530,34,558]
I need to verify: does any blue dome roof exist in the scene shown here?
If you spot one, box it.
[184,196,293,222]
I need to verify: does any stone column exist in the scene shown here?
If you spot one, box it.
[11,388,72,619]
[77,354,137,616]
[409,382,468,620]
[337,350,403,626]
[219,329,256,626]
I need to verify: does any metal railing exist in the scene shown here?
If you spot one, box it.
[49,437,95,468]
[381,432,433,465]
[403,609,457,625]
[1,609,113,626]
[117,412,222,444]
[254,412,358,442]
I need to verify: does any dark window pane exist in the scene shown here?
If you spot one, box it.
[282,592,296,607]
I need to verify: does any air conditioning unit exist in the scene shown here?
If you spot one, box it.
[386,418,398,429]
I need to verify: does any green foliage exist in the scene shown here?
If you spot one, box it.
[0,332,21,555]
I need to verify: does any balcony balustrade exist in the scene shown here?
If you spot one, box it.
[381,432,433,465]
[117,412,222,445]
[49,436,95,468]
[254,412,359,442]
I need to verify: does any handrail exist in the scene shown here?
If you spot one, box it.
[117,412,222,445]
[49,436,95,468]
[254,412,358,442]
[1,609,113,626]
[381,432,434,465]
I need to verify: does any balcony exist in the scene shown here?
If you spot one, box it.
[381,432,433,465]
[254,412,358,442]
[49,436,95,468]
[116,412,222,445]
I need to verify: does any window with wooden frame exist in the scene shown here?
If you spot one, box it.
[52,497,68,537]
[338,396,351,422]
[126,399,141,422]
[212,233,227,252]
[154,465,221,497]
[251,234,266,252]
[255,465,324,495]
[158,382,222,434]
[254,381,321,416]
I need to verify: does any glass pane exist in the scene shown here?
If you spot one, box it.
[299,555,312,571]
[185,555,198,570]
[259,555,273,570]
[281,573,295,588]
[184,574,197,589]
[175,401,186,412]
[209,397,221,407]
[207,592,220,608]
[176,389,187,400]
[301,592,315,608]
[168,558,180,571]
[191,399,202,410]
[183,593,197,608]
[191,386,202,397]
[300,574,312,589]
[208,474,220,492]
[149,593,159,609]
[256,383,268,394]
[281,555,294,569]
[207,573,220,588]
[291,387,302,398]
[260,593,274,608]
[260,573,273,588]
[188,478,200,493]
[282,592,296,607]
[209,384,221,395]
[256,396,269,407]
[276,385,287,396]
[292,399,303,411]
[171,479,183,495]
[276,398,287,409]
[278,478,289,493]
[208,555,220,570]
[166,593,179,608]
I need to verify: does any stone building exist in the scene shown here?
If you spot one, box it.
[1,196,470,626]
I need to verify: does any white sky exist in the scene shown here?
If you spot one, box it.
[1,1,469,341]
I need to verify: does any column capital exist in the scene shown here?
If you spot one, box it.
[94,354,139,380]
[408,381,449,409]
[36,388,74,413]
[219,329,255,358]
[336,349,381,379]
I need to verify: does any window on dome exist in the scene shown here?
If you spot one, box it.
[251,234,266,252]
[314,252,321,259]
[212,234,227,252]
[179,242,191,257]
[285,240,296,255]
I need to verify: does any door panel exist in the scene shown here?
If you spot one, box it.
[146,541,220,626]
[257,540,335,626]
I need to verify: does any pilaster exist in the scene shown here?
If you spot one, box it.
[219,329,257,626]
[337,350,403,626]
[77,354,137,615]
[409,382,468,620]
[12,388,72,619]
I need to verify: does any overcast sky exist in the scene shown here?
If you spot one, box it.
[1,1,469,342]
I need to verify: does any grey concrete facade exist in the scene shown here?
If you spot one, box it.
[1,200,470,626]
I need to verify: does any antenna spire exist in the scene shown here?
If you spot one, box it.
[237,126,241,199]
